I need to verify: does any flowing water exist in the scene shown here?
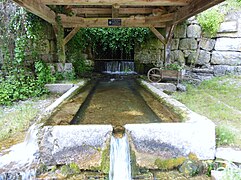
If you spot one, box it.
[109,134,131,180]
[103,61,135,74]
[0,124,39,180]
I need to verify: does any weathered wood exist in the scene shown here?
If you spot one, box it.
[112,4,120,18]
[174,0,225,24]
[42,0,190,6]
[63,27,81,45]
[165,25,175,65]
[60,15,166,28]
[149,26,166,45]
[72,7,160,15]
[12,0,56,25]
[145,13,174,23]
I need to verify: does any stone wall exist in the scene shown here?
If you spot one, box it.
[135,10,241,80]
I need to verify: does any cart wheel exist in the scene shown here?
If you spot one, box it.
[147,68,162,83]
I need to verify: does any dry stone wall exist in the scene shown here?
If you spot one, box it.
[135,10,241,80]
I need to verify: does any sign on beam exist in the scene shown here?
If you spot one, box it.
[108,19,122,26]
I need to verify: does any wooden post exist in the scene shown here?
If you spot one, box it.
[54,16,66,63]
[165,24,175,65]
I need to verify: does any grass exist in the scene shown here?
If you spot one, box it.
[173,75,241,147]
[0,103,39,141]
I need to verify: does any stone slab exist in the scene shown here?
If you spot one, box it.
[215,38,241,52]
[45,84,74,94]
[216,148,241,163]
[218,21,238,33]
[38,125,112,169]
[130,80,216,169]
[151,83,177,93]
[211,51,241,65]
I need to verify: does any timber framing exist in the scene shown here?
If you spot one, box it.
[11,0,225,29]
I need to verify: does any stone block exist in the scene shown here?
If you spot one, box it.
[127,81,216,169]
[125,121,215,169]
[187,52,197,64]
[170,50,185,64]
[196,50,211,65]
[179,38,198,50]
[200,38,216,51]
[187,24,201,38]
[39,125,112,169]
[45,84,74,94]
[174,24,187,38]
[218,21,238,33]
[211,51,241,65]
[171,39,179,50]
[64,63,73,72]
[151,83,177,93]
[215,38,241,52]
[216,148,241,163]
[213,65,235,76]
[183,50,195,58]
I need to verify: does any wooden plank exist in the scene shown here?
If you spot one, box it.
[145,13,174,23]
[72,8,112,15]
[63,27,81,45]
[165,24,175,64]
[12,0,56,25]
[149,26,166,45]
[112,4,120,18]
[72,7,161,15]
[41,0,190,6]
[174,0,225,24]
[60,15,166,28]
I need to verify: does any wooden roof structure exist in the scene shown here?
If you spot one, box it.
[11,0,225,63]
[12,0,224,29]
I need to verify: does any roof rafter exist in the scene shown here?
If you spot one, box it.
[60,14,166,28]
[41,0,190,6]
[12,0,56,25]
[174,0,225,24]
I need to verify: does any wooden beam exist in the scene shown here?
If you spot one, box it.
[12,0,56,25]
[112,4,120,18]
[63,27,81,45]
[145,13,174,23]
[72,7,162,15]
[149,26,166,45]
[174,0,225,24]
[60,15,166,28]
[165,24,175,64]
[72,8,112,15]
[42,0,190,6]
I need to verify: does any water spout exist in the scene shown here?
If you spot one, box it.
[0,124,39,179]
[109,133,131,180]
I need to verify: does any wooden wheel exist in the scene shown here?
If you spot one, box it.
[147,68,162,83]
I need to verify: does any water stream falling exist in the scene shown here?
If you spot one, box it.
[103,61,135,74]
[109,134,131,180]
[0,124,39,179]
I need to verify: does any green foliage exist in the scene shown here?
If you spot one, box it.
[216,125,235,146]
[221,163,241,180]
[164,63,184,71]
[54,71,76,81]
[197,8,224,37]
[35,61,56,84]
[60,163,80,176]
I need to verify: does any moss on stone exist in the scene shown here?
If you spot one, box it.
[100,147,110,174]
[60,163,81,176]
[154,157,186,170]
[130,150,140,177]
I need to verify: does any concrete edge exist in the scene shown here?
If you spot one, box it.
[140,80,213,124]
[44,80,86,114]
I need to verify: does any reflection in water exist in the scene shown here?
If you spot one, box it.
[72,78,161,126]
[47,77,180,126]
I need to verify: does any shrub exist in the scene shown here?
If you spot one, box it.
[197,8,224,37]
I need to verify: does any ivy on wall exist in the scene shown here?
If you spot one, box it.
[0,1,54,105]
